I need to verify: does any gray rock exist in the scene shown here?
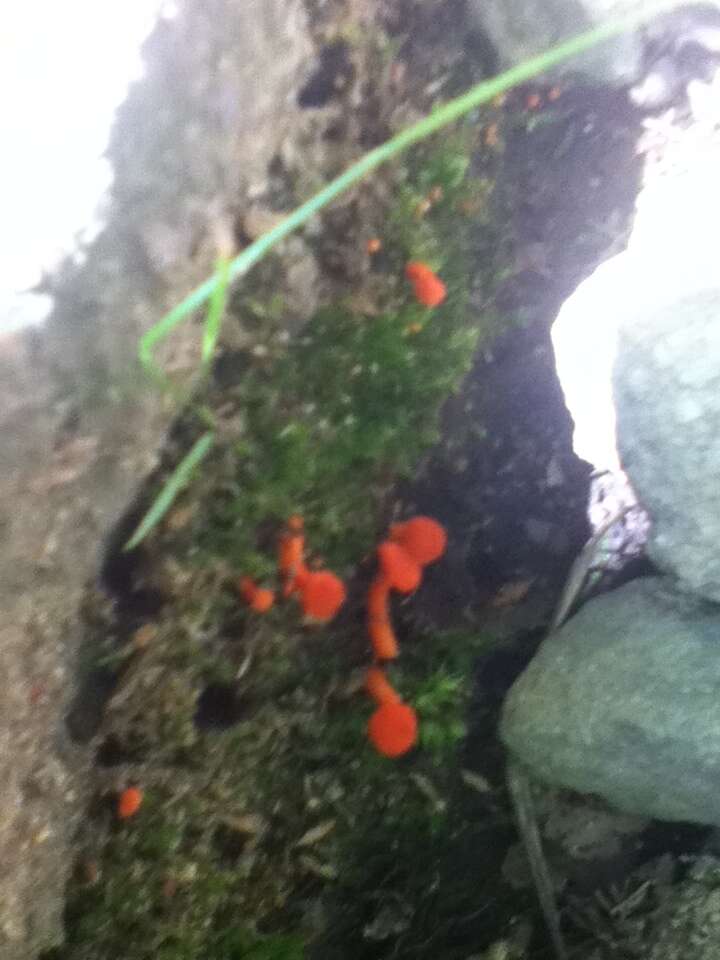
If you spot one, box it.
[500,578,720,825]
[0,1,313,957]
[613,287,720,603]
[465,0,644,85]
[465,0,720,87]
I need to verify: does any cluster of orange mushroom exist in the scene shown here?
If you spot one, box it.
[364,516,447,758]
[238,515,347,624]
[238,513,447,761]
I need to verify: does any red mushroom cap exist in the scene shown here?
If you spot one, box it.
[237,577,275,613]
[404,261,447,308]
[389,516,447,567]
[376,541,422,593]
[249,587,275,613]
[368,702,418,758]
[299,570,346,622]
[117,786,143,820]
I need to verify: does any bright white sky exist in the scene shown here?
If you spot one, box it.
[0,0,169,330]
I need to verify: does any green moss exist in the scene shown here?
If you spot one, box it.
[55,128,513,960]
[305,690,513,960]
[210,931,305,959]
[198,130,506,574]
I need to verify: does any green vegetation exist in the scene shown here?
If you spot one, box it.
[51,129,510,960]
[43,11,681,960]
[196,131,502,575]
[126,9,665,553]
[137,5,667,383]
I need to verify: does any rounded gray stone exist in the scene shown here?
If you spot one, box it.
[500,578,720,826]
[613,287,720,602]
[466,1,720,88]
[465,0,645,85]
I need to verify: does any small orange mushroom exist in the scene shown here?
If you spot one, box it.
[278,515,308,597]
[117,786,143,820]
[368,702,418,758]
[237,577,275,613]
[389,516,447,567]
[367,576,399,659]
[249,587,275,613]
[365,667,401,705]
[369,618,399,661]
[299,570,346,623]
[367,575,390,621]
[377,541,422,594]
[405,261,447,308]
[366,237,382,255]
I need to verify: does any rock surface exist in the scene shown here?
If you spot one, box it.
[614,287,720,603]
[552,47,720,472]
[466,0,720,86]
[0,1,313,956]
[500,577,720,826]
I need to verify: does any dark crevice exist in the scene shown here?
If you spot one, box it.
[95,733,139,768]
[298,41,354,108]
[194,683,250,730]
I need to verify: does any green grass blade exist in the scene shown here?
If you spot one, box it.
[202,256,231,367]
[137,3,675,380]
[124,431,215,550]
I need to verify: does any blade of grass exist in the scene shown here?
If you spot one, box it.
[138,2,676,381]
[202,256,231,367]
[124,431,215,551]
[129,3,676,550]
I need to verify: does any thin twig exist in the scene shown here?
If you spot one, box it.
[507,760,568,960]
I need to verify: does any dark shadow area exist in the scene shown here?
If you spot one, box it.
[298,41,355,108]
[194,682,250,730]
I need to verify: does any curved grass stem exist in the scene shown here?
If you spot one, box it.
[138,4,675,380]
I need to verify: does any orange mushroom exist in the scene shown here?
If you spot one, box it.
[389,516,447,567]
[365,667,401,705]
[368,702,418,758]
[376,541,422,594]
[278,515,308,597]
[117,786,143,820]
[299,570,346,623]
[367,575,390,621]
[237,576,275,613]
[405,261,447,308]
[369,618,399,661]
[367,575,399,660]
[249,588,275,613]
